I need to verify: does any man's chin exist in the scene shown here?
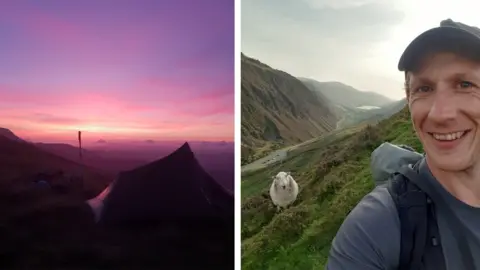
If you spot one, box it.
[426,153,471,172]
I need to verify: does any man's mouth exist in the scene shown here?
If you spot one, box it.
[428,130,471,141]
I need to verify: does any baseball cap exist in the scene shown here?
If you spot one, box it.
[398,19,480,72]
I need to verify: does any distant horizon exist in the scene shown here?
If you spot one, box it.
[8,127,235,146]
[20,131,234,144]
[0,1,234,142]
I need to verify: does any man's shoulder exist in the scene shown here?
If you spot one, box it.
[327,186,400,269]
[360,185,398,214]
[343,185,400,236]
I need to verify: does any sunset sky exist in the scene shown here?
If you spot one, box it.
[0,0,234,144]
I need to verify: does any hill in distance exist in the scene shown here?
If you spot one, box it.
[299,77,393,110]
[241,106,421,269]
[298,77,405,129]
[36,139,234,191]
[35,142,150,179]
[241,54,338,164]
[335,98,407,129]
[0,128,234,192]
[0,134,111,197]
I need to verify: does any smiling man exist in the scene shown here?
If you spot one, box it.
[326,19,480,270]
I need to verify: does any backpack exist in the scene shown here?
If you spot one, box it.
[370,143,446,270]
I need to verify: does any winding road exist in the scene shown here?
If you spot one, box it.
[241,135,324,176]
[241,149,288,175]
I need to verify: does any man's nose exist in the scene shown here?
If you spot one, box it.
[428,89,457,123]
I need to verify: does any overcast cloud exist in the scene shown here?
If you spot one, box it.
[242,0,480,100]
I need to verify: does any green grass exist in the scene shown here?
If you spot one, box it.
[241,107,423,269]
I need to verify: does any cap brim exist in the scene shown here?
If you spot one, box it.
[398,26,480,71]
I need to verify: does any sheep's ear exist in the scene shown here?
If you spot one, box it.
[286,171,291,176]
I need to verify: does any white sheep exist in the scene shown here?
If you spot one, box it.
[269,171,299,212]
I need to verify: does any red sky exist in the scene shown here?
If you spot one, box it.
[0,0,234,144]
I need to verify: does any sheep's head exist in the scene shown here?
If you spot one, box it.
[273,171,292,190]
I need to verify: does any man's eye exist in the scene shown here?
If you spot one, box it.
[459,81,475,88]
[414,86,432,93]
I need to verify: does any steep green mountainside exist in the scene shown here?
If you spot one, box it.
[241,107,422,269]
[241,54,338,164]
[299,77,393,109]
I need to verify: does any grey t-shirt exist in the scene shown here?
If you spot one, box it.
[326,158,480,270]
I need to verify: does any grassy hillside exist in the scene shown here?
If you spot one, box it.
[299,78,393,109]
[241,107,423,269]
[241,54,337,165]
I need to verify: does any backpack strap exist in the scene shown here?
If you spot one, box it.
[387,163,446,270]
[423,196,445,270]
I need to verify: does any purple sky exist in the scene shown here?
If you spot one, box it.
[0,0,234,144]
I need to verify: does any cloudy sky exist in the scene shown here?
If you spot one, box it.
[242,0,480,100]
[0,0,233,144]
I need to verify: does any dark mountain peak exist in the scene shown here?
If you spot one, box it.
[0,127,25,143]
[169,142,193,159]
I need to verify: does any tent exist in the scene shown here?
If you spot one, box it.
[86,142,234,225]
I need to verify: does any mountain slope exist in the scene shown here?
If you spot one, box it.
[0,127,25,142]
[0,134,110,196]
[241,107,421,269]
[299,78,393,109]
[241,54,337,164]
[35,142,148,176]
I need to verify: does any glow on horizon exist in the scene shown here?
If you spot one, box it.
[0,0,234,143]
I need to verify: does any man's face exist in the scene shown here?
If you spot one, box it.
[407,52,480,172]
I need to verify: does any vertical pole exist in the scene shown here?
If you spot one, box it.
[78,131,82,160]
[78,131,84,184]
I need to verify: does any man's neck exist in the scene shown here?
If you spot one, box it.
[427,158,480,207]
